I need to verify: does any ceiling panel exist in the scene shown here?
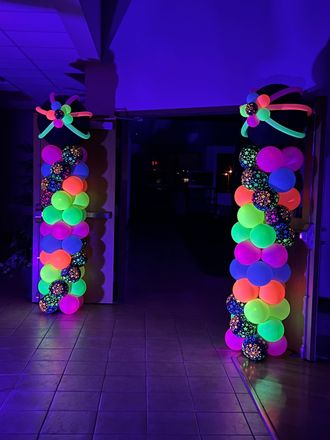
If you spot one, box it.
[0,30,13,46]
[0,11,66,32]
[0,1,54,13]
[7,31,75,48]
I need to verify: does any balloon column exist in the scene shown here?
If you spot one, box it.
[36,93,93,315]
[226,86,312,361]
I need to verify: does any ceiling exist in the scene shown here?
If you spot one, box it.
[0,0,128,108]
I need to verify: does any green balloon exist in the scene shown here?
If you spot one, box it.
[38,279,50,295]
[269,299,290,321]
[250,224,276,249]
[244,299,270,324]
[62,206,84,226]
[51,191,73,210]
[237,203,264,228]
[70,279,87,297]
[42,206,62,225]
[257,318,284,342]
[74,192,90,209]
[40,264,61,283]
[231,222,251,243]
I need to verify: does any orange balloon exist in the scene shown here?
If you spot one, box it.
[234,186,253,207]
[48,249,71,270]
[259,280,285,305]
[279,188,301,211]
[39,250,50,265]
[62,176,84,196]
[82,180,88,192]
[233,278,259,303]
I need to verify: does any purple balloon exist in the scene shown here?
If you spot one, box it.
[256,146,284,172]
[282,147,304,171]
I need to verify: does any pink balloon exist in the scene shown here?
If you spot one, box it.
[268,336,288,356]
[225,329,244,351]
[282,147,304,171]
[261,244,288,268]
[72,221,90,239]
[52,221,72,240]
[41,145,62,165]
[256,146,284,172]
[40,222,52,236]
[59,294,84,315]
[234,241,261,265]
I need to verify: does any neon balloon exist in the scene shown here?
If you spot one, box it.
[233,278,259,302]
[51,191,73,211]
[229,259,248,280]
[282,147,304,171]
[62,176,84,196]
[225,329,244,351]
[269,298,290,320]
[52,221,72,240]
[250,224,276,249]
[234,185,253,206]
[62,235,83,254]
[72,221,90,239]
[70,279,87,297]
[38,279,50,295]
[273,264,291,283]
[268,336,288,356]
[40,235,61,253]
[41,163,51,177]
[41,145,62,165]
[269,167,296,192]
[278,188,301,210]
[237,203,264,228]
[40,264,61,283]
[42,206,62,225]
[257,318,284,342]
[48,250,71,270]
[39,250,51,265]
[62,206,84,226]
[261,244,288,268]
[246,261,273,286]
[40,222,52,236]
[231,222,251,243]
[244,298,270,324]
[73,192,90,209]
[256,146,284,172]
[59,294,83,315]
[234,241,261,265]
[72,162,89,179]
[259,280,285,305]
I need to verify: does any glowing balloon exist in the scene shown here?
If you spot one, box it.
[247,261,273,286]
[234,241,261,265]
[282,147,304,171]
[231,222,251,243]
[259,280,285,305]
[62,176,84,196]
[40,264,61,283]
[62,207,84,226]
[269,298,290,320]
[52,221,72,240]
[267,336,288,356]
[273,264,291,283]
[41,145,62,165]
[256,146,284,172]
[269,167,296,192]
[72,221,90,239]
[72,162,89,179]
[278,188,301,210]
[39,250,50,265]
[234,185,253,206]
[62,235,83,254]
[261,244,288,268]
[82,180,88,192]
[244,298,270,324]
[40,222,52,236]
[229,259,248,280]
[257,318,284,342]
[59,294,83,315]
[42,206,62,225]
[40,235,61,253]
[38,279,50,295]
[237,203,264,228]
[70,279,87,297]
[51,191,73,211]
[41,163,51,177]
[73,192,90,209]
[225,329,244,351]
[250,224,276,249]
[233,278,259,302]
[48,250,71,270]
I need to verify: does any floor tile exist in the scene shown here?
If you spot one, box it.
[0,410,46,433]
[245,412,269,436]
[184,362,226,377]
[41,411,96,434]
[99,392,146,411]
[103,375,146,393]
[39,338,77,349]
[108,348,146,361]
[50,391,100,411]
[147,411,199,435]
[15,374,61,391]
[196,412,251,435]
[106,361,146,376]
[148,436,200,440]
[70,348,109,362]
[147,376,190,393]
[0,374,20,391]
[148,392,193,411]
[58,375,104,391]
[236,393,258,412]
[24,360,67,375]
[93,436,146,440]
[229,377,248,393]
[201,436,254,440]
[2,390,54,410]
[192,392,241,412]
[146,362,186,376]
[40,435,92,440]
[95,411,146,434]
[188,376,234,394]
[31,348,72,361]
[65,361,107,375]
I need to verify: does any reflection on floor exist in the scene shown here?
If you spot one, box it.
[236,354,330,440]
[0,220,272,438]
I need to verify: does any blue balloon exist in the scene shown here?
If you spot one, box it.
[72,162,89,179]
[273,263,291,283]
[41,235,61,253]
[62,235,83,254]
[41,163,51,177]
[247,261,273,286]
[269,167,296,192]
[229,259,248,280]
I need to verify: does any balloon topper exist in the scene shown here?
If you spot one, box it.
[36,92,93,140]
[239,86,312,139]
